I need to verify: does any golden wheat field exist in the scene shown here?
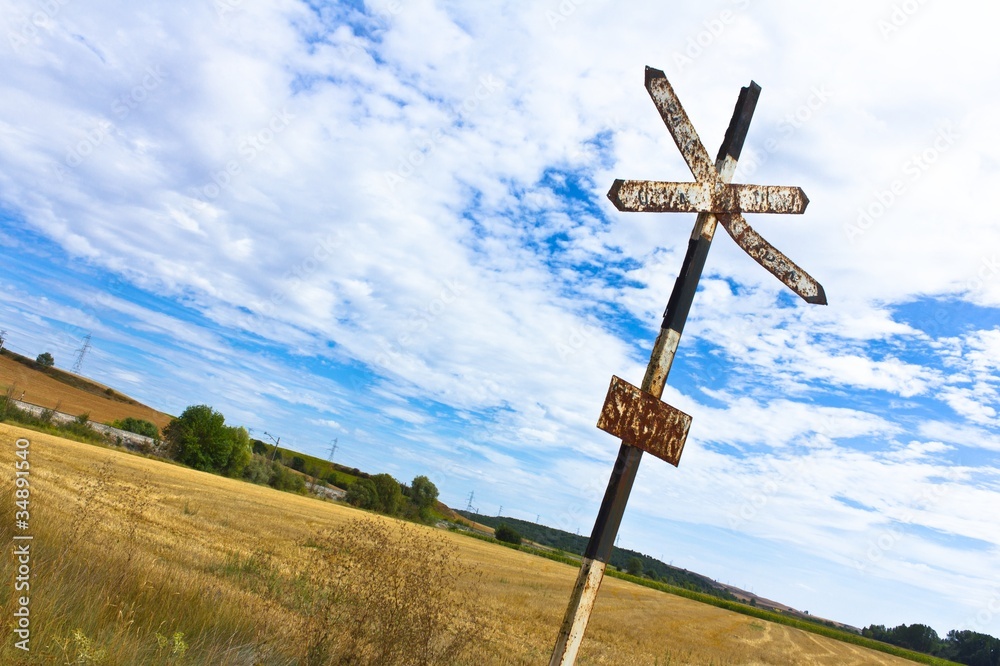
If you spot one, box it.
[0,423,918,665]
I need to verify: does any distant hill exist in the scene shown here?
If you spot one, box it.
[455,514,866,633]
[0,348,173,429]
[457,511,737,601]
[250,440,368,489]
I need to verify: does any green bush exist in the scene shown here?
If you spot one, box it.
[61,413,95,439]
[241,455,272,485]
[269,462,306,493]
[110,417,160,439]
[240,455,307,493]
[495,523,522,545]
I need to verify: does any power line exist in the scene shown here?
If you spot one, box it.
[72,334,92,374]
[326,438,338,463]
[3,342,33,356]
[465,491,475,513]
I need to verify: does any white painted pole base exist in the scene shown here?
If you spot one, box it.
[549,557,608,666]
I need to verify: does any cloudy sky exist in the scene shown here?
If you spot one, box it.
[2,0,999,636]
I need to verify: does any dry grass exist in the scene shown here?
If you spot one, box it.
[0,423,921,665]
[0,354,172,429]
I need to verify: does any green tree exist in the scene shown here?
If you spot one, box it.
[371,473,403,515]
[862,625,888,642]
[864,623,948,657]
[223,426,252,477]
[943,629,1000,665]
[163,405,250,477]
[626,556,644,577]
[291,455,306,472]
[36,352,54,368]
[893,624,939,655]
[494,523,522,545]
[346,478,379,509]
[409,475,439,521]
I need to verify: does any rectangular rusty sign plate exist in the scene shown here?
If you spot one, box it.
[596,375,692,467]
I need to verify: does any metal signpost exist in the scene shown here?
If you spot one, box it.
[549,67,827,665]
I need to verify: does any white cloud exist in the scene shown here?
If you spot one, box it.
[1,0,999,636]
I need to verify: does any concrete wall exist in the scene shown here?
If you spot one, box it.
[9,399,166,455]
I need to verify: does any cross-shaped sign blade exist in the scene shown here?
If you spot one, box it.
[718,213,827,304]
[608,181,809,215]
[608,68,827,306]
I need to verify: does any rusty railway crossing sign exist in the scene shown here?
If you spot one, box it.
[549,67,827,665]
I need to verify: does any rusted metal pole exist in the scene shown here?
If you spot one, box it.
[548,71,760,665]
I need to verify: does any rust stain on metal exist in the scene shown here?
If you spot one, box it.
[609,181,808,215]
[574,558,604,624]
[719,214,827,305]
[645,68,716,187]
[734,184,809,214]
[549,558,607,666]
[607,68,826,306]
[597,375,691,467]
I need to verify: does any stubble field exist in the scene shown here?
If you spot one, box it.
[0,354,172,430]
[0,423,920,665]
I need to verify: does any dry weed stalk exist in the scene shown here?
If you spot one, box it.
[300,518,483,666]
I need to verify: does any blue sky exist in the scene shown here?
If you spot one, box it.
[2,0,999,636]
